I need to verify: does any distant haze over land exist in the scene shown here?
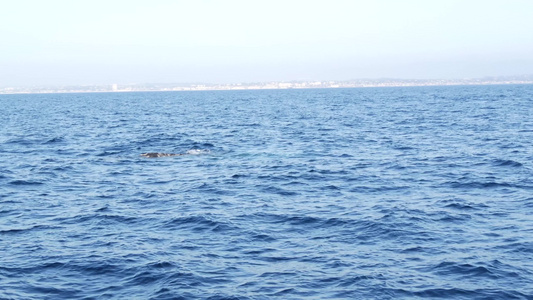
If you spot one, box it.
[2,75,532,94]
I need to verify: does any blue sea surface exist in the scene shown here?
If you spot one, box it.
[1,85,533,299]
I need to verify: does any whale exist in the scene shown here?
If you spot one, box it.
[141,152,183,158]
[141,149,210,158]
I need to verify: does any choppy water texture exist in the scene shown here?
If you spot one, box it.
[1,85,533,299]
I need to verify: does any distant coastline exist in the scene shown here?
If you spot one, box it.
[1,75,532,95]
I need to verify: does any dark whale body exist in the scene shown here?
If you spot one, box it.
[141,153,184,158]
[141,149,209,158]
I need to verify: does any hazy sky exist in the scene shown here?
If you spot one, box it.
[1,0,532,87]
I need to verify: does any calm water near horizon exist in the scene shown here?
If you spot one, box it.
[1,85,532,299]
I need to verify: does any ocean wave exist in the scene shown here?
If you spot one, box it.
[163,215,238,233]
[2,86,533,299]
[0,224,61,235]
[8,179,44,185]
[492,159,524,167]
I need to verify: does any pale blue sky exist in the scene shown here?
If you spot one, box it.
[1,0,532,87]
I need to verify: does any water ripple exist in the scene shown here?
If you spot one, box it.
[1,86,533,299]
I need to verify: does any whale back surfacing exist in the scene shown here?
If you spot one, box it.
[141,153,183,158]
[141,149,210,158]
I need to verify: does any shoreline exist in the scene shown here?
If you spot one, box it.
[1,79,532,95]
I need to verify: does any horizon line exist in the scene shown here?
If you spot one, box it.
[2,75,533,95]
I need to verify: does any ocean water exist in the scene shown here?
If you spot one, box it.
[1,85,532,299]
